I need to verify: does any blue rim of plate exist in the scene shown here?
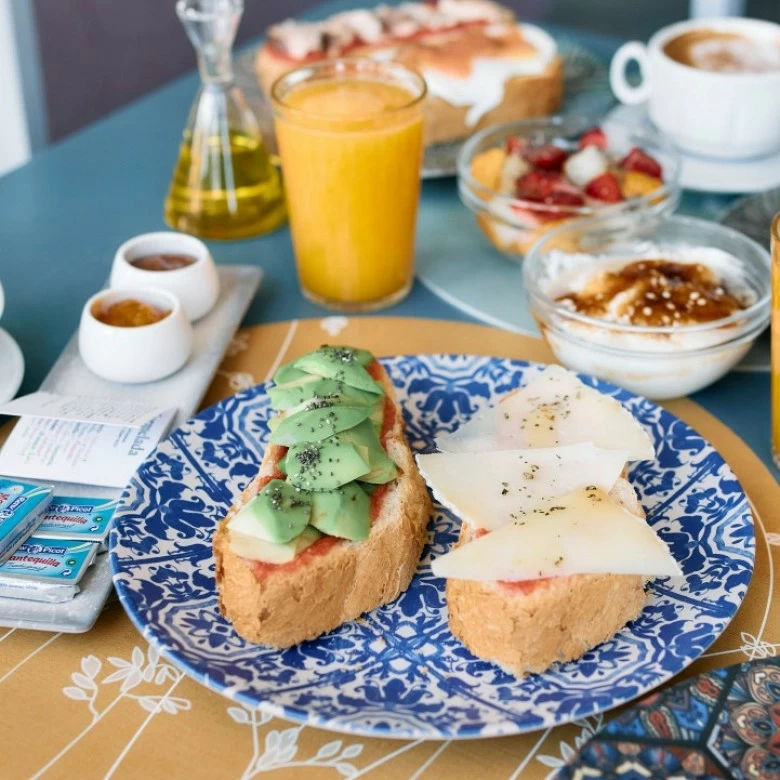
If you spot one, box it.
[110,355,754,740]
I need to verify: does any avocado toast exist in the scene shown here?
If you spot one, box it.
[214,346,431,647]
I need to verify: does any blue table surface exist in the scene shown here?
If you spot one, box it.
[0,0,775,477]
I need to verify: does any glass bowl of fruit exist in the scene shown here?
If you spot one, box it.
[456,115,682,262]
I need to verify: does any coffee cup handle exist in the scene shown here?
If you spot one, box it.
[610,42,652,105]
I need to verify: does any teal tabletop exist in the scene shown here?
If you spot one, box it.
[0,0,774,474]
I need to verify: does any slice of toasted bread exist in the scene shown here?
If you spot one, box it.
[445,478,648,676]
[214,363,432,648]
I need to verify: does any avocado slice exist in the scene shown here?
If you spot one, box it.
[315,345,374,366]
[285,441,370,491]
[228,479,311,544]
[269,377,379,412]
[269,405,373,446]
[229,525,322,563]
[358,455,398,485]
[310,483,371,541]
[273,363,310,385]
[293,352,383,395]
[325,421,397,484]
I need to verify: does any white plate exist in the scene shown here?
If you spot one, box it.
[606,104,780,194]
[0,328,24,403]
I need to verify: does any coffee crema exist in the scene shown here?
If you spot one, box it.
[129,253,197,272]
[663,29,780,73]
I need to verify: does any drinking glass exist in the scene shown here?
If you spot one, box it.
[271,58,426,311]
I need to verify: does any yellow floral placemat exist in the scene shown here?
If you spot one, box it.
[2,317,778,780]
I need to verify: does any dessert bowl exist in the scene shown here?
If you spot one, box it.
[524,213,770,398]
[110,231,220,322]
[457,115,681,262]
[79,287,193,384]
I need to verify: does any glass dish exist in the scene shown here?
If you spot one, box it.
[457,115,682,263]
[524,213,770,399]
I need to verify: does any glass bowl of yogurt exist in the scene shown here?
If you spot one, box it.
[457,115,681,262]
[523,213,770,399]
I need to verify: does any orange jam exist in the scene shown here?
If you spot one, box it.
[93,299,170,327]
[557,260,747,326]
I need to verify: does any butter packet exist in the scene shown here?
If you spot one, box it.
[0,537,99,584]
[0,479,53,565]
[35,496,118,544]
[0,577,80,603]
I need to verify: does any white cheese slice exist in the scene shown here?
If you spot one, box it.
[436,365,654,461]
[417,442,627,531]
[229,527,322,564]
[431,488,681,581]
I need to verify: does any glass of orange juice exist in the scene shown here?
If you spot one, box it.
[271,58,426,311]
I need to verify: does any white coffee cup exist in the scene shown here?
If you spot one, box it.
[610,18,780,160]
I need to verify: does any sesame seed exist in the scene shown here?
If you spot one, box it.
[642,306,652,316]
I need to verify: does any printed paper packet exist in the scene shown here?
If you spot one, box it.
[0,576,80,604]
[0,479,53,564]
[0,537,99,584]
[35,496,118,545]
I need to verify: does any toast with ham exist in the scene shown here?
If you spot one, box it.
[257,0,563,145]
[214,361,431,648]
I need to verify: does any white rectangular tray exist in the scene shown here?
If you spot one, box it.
[0,264,261,633]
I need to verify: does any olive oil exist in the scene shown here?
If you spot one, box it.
[166,0,286,241]
[165,129,286,240]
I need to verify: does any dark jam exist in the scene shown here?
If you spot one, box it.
[129,253,197,271]
[250,360,395,579]
[556,260,747,327]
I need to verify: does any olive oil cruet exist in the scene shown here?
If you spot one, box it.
[165,0,286,240]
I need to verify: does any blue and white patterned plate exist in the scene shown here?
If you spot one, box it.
[110,355,754,740]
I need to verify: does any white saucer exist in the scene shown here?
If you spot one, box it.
[0,328,24,403]
[606,104,780,194]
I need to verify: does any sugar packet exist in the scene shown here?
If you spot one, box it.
[35,496,118,545]
[0,479,53,564]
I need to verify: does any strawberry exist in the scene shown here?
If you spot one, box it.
[620,146,663,179]
[524,143,568,170]
[578,127,608,149]
[584,172,624,203]
[546,190,585,208]
[512,181,585,223]
[515,170,561,201]
[505,136,527,156]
